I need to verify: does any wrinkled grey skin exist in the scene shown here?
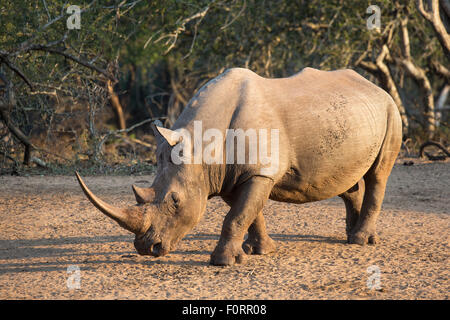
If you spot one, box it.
[76,67,402,266]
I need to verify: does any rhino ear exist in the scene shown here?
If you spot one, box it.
[151,122,182,147]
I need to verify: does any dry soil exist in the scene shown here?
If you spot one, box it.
[0,160,448,299]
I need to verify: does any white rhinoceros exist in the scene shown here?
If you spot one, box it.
[76,67,402,266]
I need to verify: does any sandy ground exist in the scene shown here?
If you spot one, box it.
[0,160,448,300]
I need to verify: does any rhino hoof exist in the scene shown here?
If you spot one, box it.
[243,237,276,255]
[210,245,247,266]
[348,231,379,245]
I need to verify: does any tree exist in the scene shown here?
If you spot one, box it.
[1,0,448,171]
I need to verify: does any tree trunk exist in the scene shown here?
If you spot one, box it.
[107,80,126,130]
[0,80,34,165]
[397,17,436,138]
[0,108,34,165]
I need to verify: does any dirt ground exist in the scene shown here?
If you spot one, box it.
[0,160,448,300]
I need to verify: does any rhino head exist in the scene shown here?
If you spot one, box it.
[76,122,208,257]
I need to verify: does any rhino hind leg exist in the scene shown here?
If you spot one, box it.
[348,105,402,245]
[211,176,274,266]
[348,175,386,245]
[242,211,276,255]
[339,179,365,241]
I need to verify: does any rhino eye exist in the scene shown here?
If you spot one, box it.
[171,192,180,209]
[167,153,174,164]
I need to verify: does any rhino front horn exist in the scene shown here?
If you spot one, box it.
[75,172,146,235]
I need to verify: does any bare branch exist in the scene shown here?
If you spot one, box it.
[27,45,116,81]
[357,60,379,75]
[0,56,33,90]
[419,141,450,159]
[416,0,432,20]
[170,77,188,106]
[18,1,97,51]
[31,156,48,168]
[42,0,51,20]
[221,0,246,30]
[95,117,167,158]
[153,6,210,54]
[431,60,450,80]
[416,0,450,58]
[399,18,411,60]
[0,148,19,166]
[116,117,167,135]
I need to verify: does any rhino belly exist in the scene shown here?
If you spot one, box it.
[271,154,375,204]
[270,114,386,204]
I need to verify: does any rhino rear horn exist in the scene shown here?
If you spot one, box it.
[132,185,155,204]
[75,172,145,235]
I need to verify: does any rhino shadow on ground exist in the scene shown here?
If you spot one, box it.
[269,233,346,244]
[183,232,344,244]
[0,235,131,274]
[0,232,345,274]
[0,234,215,273]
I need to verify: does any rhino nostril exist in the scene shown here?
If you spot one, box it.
[152,242,166,256]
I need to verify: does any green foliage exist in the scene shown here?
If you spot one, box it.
[0,0,448,173]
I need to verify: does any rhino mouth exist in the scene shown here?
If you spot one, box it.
[134,235,169,257]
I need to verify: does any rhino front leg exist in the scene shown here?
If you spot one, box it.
[221,195,276,256]
[242,211,276,255]
[211,176,273,266]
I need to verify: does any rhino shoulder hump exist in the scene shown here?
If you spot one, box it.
[220,68,258,82]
